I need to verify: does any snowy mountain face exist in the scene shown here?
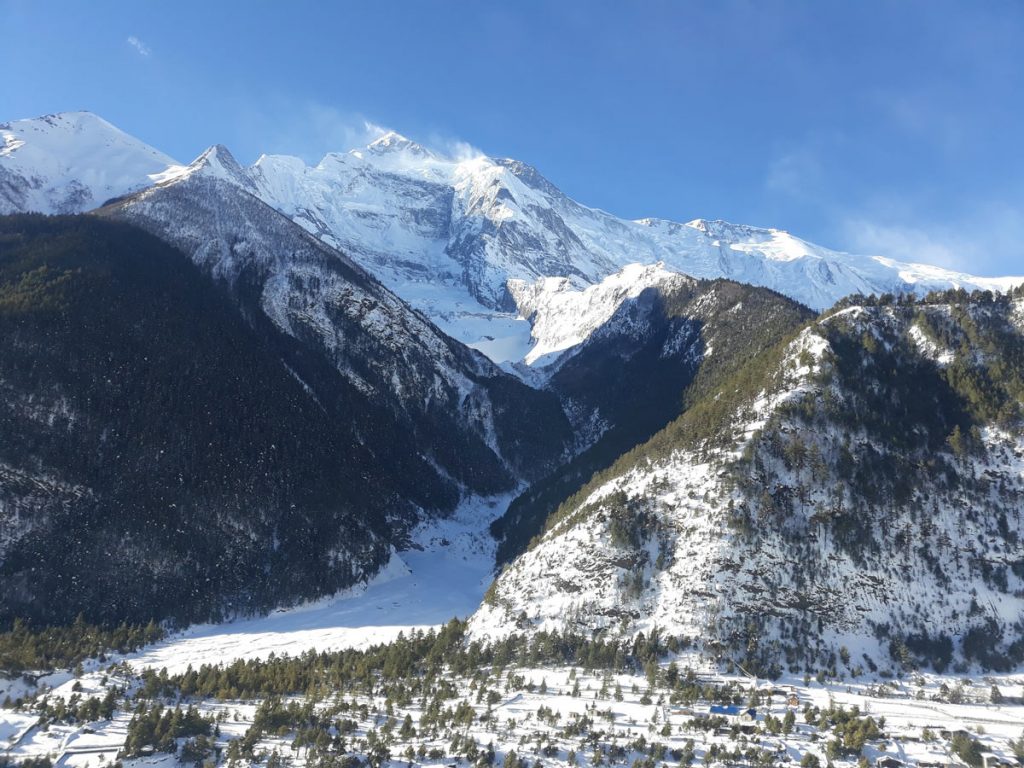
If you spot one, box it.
[506,263,694,370]
[240,132,1023,369]
[473,291,1024,674]
[3,113,1022,371]
[0,112,178,215]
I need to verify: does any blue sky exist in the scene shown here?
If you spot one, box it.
[2,0,1022,275]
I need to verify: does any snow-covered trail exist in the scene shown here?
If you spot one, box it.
[119,493,510,675]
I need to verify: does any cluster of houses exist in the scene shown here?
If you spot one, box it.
[664,684,1021,768]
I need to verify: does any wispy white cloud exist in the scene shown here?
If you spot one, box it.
[765,148,822,198]
[298,103,391,154]
[229,100,391,164]
[763,131,848,201]
[439,138,485,162]
[420,128,485,162]
[866,87,972,155]
[126,35,150,57]
[840,200,1024,276]
[841,219,964,270]
[762,131,1024,278]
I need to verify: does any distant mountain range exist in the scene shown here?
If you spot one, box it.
[3,111,1021,372]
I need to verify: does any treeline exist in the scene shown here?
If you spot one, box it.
[807,703,883,759]
[37,688,119,723]
[826,283,1024,313]
[0,616,163,674]
[822,286,1024,431]
[0,759,52,768]
[122,626,773,768]
[134,621,690,701]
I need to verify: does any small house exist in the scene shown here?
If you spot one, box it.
[708,704,756,724]
[940,729,970,741]
[710,704,742,716]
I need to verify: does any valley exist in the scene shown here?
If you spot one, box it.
[2,108,1024,768]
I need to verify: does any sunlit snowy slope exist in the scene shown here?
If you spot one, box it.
[245,133,1024,367]
[3,112,1021,369]
[0,112,178,215]
[118,493,513,675]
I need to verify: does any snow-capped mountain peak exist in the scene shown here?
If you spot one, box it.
[345,130,461,182]
[193,144,246,176]
[365,130,436,159]
[0,111,178,214]
[152,144,252,189]
[1,110,123,146]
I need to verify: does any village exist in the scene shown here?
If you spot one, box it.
[3,653,1023,768]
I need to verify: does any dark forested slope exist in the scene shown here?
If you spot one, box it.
[0,214,570,628]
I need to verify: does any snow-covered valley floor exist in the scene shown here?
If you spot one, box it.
[116,493,515,676]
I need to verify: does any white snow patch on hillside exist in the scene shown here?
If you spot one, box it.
[1012,298,1024,332]
[908,322,954,366]
[388,281,535,364]
[6,478,515,703]
[507,263,693,367]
